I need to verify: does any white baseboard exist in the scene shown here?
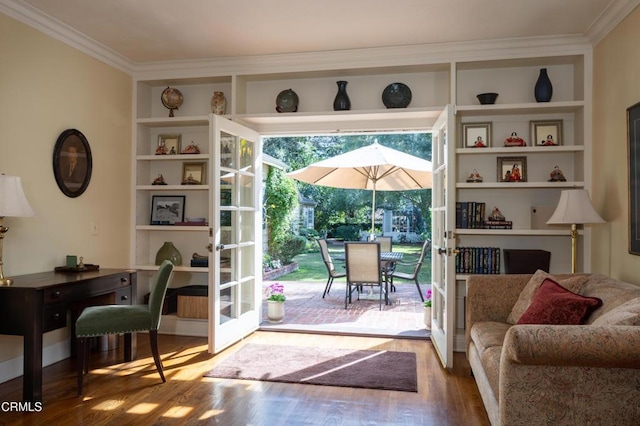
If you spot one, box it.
[0,339,70,385]
[158,315,207,337]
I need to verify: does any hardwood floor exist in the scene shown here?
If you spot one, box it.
[0,332,490,425]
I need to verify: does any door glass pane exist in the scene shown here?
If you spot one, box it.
[220,247,234,284]
[220,284,236,324]
[239,138,253,171]
[241,278,254,315]
[239,211,255,243]
[221,133,235,169]
[238,174,254,207]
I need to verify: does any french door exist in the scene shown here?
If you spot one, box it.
[430,105,456,369]
[208,115,262,353]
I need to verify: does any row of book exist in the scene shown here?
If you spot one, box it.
[455,247,501,274]
[456,201,513,229]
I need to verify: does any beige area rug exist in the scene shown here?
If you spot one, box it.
[204,343,418,392]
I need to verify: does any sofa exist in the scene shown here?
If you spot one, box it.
[465,270,640,426]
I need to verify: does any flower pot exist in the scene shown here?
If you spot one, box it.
[423,306,432,330]
[267,300,285,323]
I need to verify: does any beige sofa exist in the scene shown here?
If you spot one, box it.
[466,271,640,426]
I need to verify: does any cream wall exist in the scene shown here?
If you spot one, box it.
[0,14,132,380]
[592,6,640,283]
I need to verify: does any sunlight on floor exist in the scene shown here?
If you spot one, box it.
[91,399,125,410]
[126,402,159,414]
[162,405,194,418]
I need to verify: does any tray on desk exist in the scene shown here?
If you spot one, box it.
[54,264,100,273]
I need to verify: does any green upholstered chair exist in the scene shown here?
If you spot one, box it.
[75,260,174,395]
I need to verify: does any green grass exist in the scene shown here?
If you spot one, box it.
[278,243,432,284]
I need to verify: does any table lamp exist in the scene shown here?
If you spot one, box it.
[0,175,35,286]
[546,189,604,273]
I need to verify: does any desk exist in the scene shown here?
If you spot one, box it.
[0,269,136,402]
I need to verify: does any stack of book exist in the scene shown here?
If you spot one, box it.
[456,201,486,229]
[455,246,501,274]
[484,220,513,229]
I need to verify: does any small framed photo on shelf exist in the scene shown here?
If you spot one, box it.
[531,120,563,146]
[156,134,181,155]
[182,162,206,185]
[463,122,492,148]
[150,195,185,225]
[497,156,527,182]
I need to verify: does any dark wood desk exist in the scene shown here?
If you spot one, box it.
[0,268,136,402]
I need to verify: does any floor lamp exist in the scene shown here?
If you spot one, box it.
[546,189,604,273]
[0,175,35,286]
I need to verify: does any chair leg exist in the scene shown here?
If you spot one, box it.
[149,330,166,383]
[77,337,85,396]
[415,279,424,302]
[83,338,90,374]
[322,276,334,298]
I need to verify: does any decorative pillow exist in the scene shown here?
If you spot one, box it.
[507,270,589,324]
[591,298,640,326]
[517,279,603,325]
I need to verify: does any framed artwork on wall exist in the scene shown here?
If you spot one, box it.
[531,120,563,146]
[497,156,527,182]
[150,195,185,225]
[627,102,640,255]
[52,128,93,198]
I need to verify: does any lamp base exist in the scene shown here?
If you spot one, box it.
[0,277,14,286]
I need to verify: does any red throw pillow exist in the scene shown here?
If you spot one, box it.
[517,278,602,325]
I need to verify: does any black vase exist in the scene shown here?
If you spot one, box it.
[534,68,553,102]
[333,81,351,111]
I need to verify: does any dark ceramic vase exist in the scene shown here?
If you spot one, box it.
[155,241,182,266]
[333,81,351,111]
[534,68,553,102]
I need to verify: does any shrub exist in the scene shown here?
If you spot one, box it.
[274,235,307,264]
[334,224,361,241]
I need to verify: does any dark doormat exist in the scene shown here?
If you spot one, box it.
[204,343,418,392]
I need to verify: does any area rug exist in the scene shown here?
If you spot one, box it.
[204,343,417,392]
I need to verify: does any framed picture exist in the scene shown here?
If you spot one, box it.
[463,122,492,148]
[531,120,563,146]
[627,102,640,254]
[182,162,206,185]
[150,195,185,225]
[497,156,527,182]
[156,134,181,155]
[52,128,93,198]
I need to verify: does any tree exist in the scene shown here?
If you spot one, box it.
[264,167,300,262]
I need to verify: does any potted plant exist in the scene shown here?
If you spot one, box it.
[423,288,432,329]
[265,282,286,323]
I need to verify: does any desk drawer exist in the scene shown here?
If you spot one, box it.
[46,272,133,305]
[115,287,132,305]
[43,304,67,332]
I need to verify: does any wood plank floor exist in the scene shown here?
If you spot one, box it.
[0,332,490,425]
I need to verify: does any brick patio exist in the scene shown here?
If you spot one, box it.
[261,279,430,339]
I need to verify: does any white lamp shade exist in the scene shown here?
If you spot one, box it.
[0,175,35,217]
[547,189,604,225]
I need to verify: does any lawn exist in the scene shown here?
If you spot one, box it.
[277,243,432,284]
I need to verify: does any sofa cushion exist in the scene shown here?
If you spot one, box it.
[480,346,502,401]
[507,270,589,324]
[470,321,511,358]
[518,279,603,325]
[581,274,640,324]
[591,297,640,326]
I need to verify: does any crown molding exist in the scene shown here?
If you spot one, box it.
[586,0,640,44]
[0,0,135,73]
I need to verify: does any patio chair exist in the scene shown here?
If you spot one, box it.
[376,236,392,252]
[388,240,431,302]
[345,242,386,310]
[318,239,346,298]
[75,260,174,395]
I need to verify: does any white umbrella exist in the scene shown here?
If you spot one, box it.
[286,141,433,235]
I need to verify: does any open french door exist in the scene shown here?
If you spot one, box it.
[208,115,262,353]
[430,105,456,369]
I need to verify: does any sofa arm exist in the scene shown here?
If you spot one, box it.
[500,325,640,425]
[503,325,640,369]
[465,274,531,355]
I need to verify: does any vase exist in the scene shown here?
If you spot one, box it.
[267,300,285,323]
[423,307,432,330]
[333,80,351,111]
[155,241,182,266]
[210,91,227,115]
[534,68,553,102]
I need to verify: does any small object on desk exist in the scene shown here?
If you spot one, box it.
[54,264,100,272]
[66,255,77,268]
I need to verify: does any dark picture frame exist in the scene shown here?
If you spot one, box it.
[627,102,640,254]
[52,128,93,198]
[462,122,492,148]
[497,156,527,182]
[531,120,563,146]
[150,195,185,225]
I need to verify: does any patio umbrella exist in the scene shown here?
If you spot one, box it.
[286,141,433,235]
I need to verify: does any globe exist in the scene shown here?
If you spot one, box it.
[161,87,184,117]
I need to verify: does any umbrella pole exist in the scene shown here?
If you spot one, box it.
[370,185,376,240]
